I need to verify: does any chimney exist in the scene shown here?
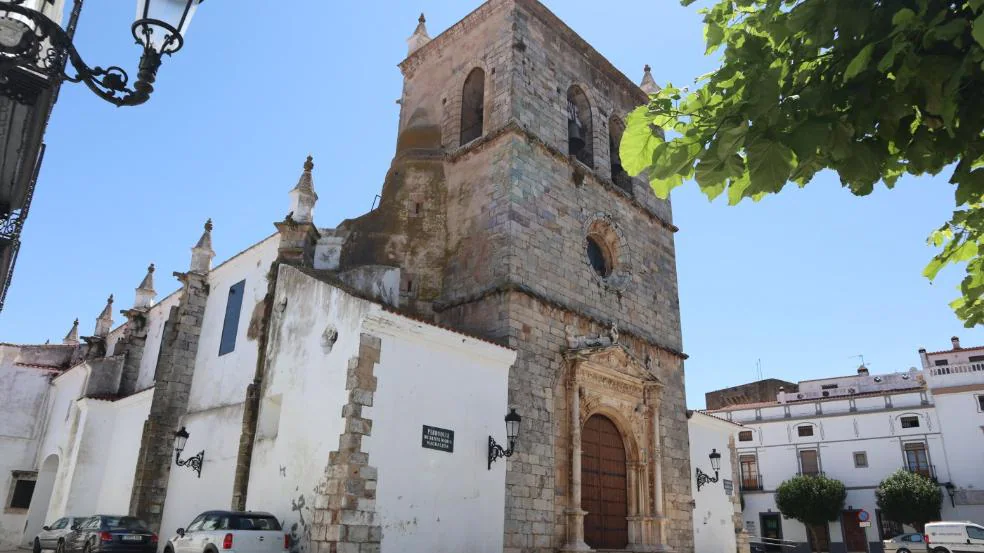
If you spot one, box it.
[777,386,786,404]
[918,348,930,369]
[951,336,961,350]
[857,365,869,376]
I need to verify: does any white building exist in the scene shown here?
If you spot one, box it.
[0,159,518,553]
[708,339,984,553]
[687,410,750,553]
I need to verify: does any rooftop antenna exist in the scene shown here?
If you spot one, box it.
[851,354,867,366]
[756,358,763,380]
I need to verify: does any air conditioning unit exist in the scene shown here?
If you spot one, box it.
[822,391,830,397]
[797,393,804,399]
[873,376,883,383]
[848,388,856,394]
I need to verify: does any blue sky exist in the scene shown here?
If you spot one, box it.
[1,1,979,408]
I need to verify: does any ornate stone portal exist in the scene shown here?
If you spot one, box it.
[560,344,667,552]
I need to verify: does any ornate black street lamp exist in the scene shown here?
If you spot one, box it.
[944,481,956,508]
[488,408,522,470]
[696,448,722,492]
[0,0,204,106]
[173,426,204,478]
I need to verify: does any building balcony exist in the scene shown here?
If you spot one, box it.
[904,464,937,481]
[740,474,764,491]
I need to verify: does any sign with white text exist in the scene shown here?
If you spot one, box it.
[421,425,454,453]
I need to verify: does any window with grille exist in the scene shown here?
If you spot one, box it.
[797,425,814,437]
[853,452,868,468]
[900,415,920,428]
[738,430,753,442]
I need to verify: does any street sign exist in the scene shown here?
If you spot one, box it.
[858,510,870,523]
[421,425,454,453]
[860,521,871,528]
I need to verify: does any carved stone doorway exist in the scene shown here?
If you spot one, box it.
[583,414,628,549]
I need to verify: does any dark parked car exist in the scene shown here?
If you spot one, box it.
[64,515,157,553]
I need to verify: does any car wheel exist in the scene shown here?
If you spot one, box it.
[56,540,64,553]
[163,547,174,553]
[898,548,910,553]
[34,538,42,553]
[82,542,91,553]
[933,548,951,553]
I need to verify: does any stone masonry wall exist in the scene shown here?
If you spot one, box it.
[129,272,209,532]
[309,333,382,553]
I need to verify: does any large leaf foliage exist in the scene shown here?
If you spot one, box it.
[623,0,984,325]
[775,474,847,551]
[875,470,942,532]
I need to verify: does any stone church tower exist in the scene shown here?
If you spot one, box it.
[324,1,694,551]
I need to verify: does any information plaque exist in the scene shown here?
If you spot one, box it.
[421,425,454,453]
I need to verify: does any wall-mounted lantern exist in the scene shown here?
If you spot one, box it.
[173,426,204,478]
[488,408,521,470]
[944,481,956,508]
[0,0,205,106]
[696,448,722,491]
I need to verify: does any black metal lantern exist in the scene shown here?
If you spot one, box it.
[0,0,204,106]
[944,481,956,508]
[488,408,522,470]
[173,426,204,478]
[696,449,722,492]
[133,0,202,55]
[709,448,722,471]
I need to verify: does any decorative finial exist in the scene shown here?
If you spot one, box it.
[135,263,157,309]
[408,12,431,55]
[289,154,318,224]
[63,318,80,345]
[95,295,115,337]
[191,219,216,273]
[640,65,659,95]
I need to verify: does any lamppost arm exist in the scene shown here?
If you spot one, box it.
[0,0,160,106]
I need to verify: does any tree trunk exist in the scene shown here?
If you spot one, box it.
[805,523,816,553]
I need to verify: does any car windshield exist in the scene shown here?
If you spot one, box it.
[232,516,281,531]
[103,517,149,531]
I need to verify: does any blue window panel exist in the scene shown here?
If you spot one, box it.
[219,280,246,356]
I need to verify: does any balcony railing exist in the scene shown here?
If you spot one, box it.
[904,464,937,481]
[929,362,984,376]
[797,470,825,477]
[740,474,764,491]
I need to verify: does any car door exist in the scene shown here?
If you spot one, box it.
[197,513,231,553]
[68,517,95,553]
[39,518,63,548]
[172,515,205,553]
[964,524,984,552]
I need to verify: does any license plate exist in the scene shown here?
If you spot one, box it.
[121,536,143,542]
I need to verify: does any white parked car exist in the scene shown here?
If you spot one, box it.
[882,532,925,553]
[33,516,87,553]
[924,521,984,552]
[164,511,287,553]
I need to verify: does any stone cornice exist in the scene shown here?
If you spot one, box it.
[433,278,687,359]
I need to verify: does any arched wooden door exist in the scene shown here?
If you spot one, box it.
[582,414,628,549]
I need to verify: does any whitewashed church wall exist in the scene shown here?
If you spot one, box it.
[59,399,119,517]
[0,365,52,546]
[362,313,514,553]
[94,390,153,514]
[158,403,245,540]
[134,293,182,393]
[245,266,376,550]
[934,388,984,522]
[188,236,279,413]
[688,415,739,553]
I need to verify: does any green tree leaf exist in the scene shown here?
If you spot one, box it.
[974,13,984,47]
[746,137,796,193]
[875,470,942,532]
[844,44,875,82]
[621,107,663,177]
